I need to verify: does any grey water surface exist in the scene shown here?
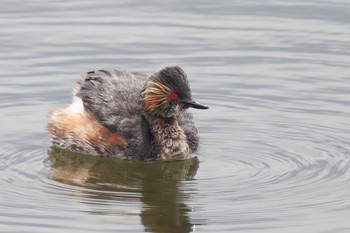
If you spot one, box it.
[1,0,350,232]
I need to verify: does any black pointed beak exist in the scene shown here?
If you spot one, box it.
[184,100,209,109]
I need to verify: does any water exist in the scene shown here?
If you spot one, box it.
[1,0,350,232]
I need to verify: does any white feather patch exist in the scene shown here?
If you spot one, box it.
[67,96,85,113]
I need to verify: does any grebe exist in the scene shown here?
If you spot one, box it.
[48,66,208,160]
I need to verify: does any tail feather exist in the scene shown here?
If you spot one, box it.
[48,107,126,156]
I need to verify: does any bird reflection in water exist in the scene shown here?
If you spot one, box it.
[47,147,199,233]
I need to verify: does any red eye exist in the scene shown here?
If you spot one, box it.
[169,93,179,100]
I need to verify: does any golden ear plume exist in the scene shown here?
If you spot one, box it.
[143,81,173,111]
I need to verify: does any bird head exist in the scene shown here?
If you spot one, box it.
[141,66,208,118]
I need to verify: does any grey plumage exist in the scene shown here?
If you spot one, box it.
[59,66,205,160]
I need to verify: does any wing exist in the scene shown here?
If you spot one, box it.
[76,69,147,130]
[76,69,151,158]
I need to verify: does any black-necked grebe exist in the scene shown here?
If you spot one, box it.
[48,66,208,160]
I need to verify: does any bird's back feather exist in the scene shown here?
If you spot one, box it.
[49,69,199,159]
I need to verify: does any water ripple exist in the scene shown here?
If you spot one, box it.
[0,146,202,232]
[196,85,350,231]
[2,0,350,232]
